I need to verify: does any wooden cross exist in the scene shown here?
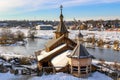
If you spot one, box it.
[60,5,63,14]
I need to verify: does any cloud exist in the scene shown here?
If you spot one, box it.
[0,0,120,14]
[0,0,26,12]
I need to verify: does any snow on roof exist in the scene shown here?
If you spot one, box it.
[37,44,67,61]
[51,50,72,70]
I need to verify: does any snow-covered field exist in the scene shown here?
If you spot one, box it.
[2,28,120,41]
[0,71,112,80]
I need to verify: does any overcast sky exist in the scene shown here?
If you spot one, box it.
[0,0,120,20]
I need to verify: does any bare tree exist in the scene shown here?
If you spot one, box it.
[113,40,119,50]
[27,29,37,39]
[97,39,104,48]
[14,30,25,41]
[0,28,14,44]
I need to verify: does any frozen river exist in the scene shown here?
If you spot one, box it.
[0,38,47,56]
[0,38,120,62]
[87,47,120,62]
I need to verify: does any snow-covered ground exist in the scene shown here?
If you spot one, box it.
[0,71,112,80]
[0,51,23,60]
[30,72,113,80]
[92,59,120,65]
[1,28,120,41]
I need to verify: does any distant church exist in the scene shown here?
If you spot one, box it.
[36,5,92,78]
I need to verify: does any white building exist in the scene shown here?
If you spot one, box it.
[36,25,53,30]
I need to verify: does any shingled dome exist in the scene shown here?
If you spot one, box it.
[54,5,69,33]
[68,44,91,59]
[55,21,69,33]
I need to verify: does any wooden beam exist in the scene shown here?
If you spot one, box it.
[78,62,80,77]
[71,60,73,74]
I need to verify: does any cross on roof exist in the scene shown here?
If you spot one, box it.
[60,5,63,14]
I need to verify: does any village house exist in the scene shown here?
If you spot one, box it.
[35,5,92,77]
[36,25,54,30]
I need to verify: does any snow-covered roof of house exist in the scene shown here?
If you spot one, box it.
[37,44,67,61]
[68,44,91,59]
[51,50,72,70]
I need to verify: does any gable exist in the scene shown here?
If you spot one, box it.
[45,35,77,52]
[68,44,91,59]
[45,35,65,48]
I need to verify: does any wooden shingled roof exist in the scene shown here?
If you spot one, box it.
[68,44,91,59]
[54,5,69,33]
[45,35,65,48]
[45,35,76,48]
[54,21,69,33]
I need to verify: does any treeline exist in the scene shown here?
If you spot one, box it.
[0,20,58,27]
[0,19,120,29]
[0,20,74,28]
